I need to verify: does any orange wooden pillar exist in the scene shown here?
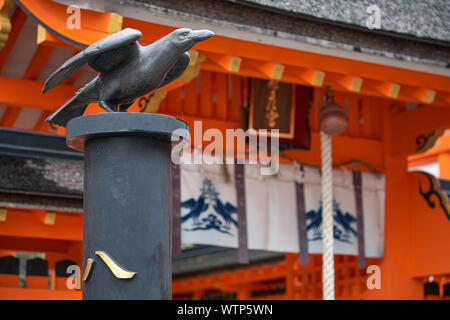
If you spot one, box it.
[382,155,421,298]
[368,105,422,299]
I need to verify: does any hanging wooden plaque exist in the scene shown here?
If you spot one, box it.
[249,79,296,139]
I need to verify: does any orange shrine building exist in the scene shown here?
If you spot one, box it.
[0,0,449,300]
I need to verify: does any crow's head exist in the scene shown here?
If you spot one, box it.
[168,28,214,51]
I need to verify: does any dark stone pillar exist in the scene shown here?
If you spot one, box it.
[66,113,188,300]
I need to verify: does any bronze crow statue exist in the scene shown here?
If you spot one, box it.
[43,28,214,127]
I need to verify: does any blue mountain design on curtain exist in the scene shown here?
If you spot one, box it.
[306,199,358,243]
[182,179,238,236]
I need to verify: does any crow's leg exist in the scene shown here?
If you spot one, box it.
[118,101,135,112]
[99,100,117,112]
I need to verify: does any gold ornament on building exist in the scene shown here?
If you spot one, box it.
[0,0,14,50]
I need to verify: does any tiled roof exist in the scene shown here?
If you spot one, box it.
[230,0,450,43]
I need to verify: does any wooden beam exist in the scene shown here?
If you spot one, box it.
[373,81,400,99]
[202,61,449,107]
[0,235,72,253]
[207,53,242,73]
[327,74,363,92]
[391,106,450,156]
[37,24,77,50]
[0,77,79,111]
[0,44,54,129]
[193,41,450,94]
[248,61,285,80]
[17,0,123,49]
[282,133,384,170]
[134,18,450,94]
[24,45,54,80]
[33,110,52,132]
[1,43,70,126]
[297,68,325,87]
[0,209,82,241]
[410,87,436,104]
[0,108,21,127]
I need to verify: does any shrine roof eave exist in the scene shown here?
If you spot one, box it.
[224,0,450,44]
[16,0,450,108]
[52,0,450,73]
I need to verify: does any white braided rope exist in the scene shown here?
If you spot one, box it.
[320,131,335,300]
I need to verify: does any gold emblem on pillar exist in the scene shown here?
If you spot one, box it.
[82,258,95,281]
[95,251,137,279]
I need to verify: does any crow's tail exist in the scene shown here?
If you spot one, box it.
[46,95,89,127]
[46,77,99,127]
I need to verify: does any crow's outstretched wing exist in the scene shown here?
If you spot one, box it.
[43,28,142,93]
[158,52,190,88]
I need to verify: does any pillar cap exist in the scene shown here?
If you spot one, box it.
[66,113,189,152]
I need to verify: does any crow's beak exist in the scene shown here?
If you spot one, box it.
[190,30,215,42]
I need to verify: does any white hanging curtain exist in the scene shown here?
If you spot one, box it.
[179,153,385,258]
